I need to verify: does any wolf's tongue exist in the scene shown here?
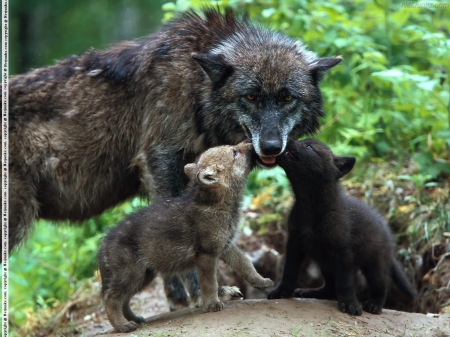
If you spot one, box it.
[260,156,276,165]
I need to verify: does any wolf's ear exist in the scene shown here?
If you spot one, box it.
[192,53,233,88]
[184,163,197,180]
[334,156,355,179]
[309,57,342,85]
[197,167,220,187]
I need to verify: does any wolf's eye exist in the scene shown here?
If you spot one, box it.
[284,95,293,102]
[246,94,256,101]
[232,149,238,158]
[306,145,314,151]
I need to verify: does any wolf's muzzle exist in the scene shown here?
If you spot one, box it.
[260,139,282,156]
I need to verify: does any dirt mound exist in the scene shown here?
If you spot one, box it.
[98,298,450,337]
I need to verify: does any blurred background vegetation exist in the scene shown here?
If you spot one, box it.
[9,0,450,335]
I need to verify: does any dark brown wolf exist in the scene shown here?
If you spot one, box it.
[267,139,416,315]
[7,8,341,307]
[98,141,273,332]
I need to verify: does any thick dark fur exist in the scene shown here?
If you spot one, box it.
[7,8,340,307]
[98,142,273,332]
[267,139,416,315]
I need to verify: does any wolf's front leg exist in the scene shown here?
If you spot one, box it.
[221,245,274,289]
[138,146,185,199]
[136,146,195,311]
[196,254,224,312]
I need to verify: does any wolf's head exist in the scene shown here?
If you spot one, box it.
[193,25,341,168]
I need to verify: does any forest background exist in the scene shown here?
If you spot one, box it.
[8,0,450,335]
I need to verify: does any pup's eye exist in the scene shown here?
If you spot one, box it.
[232,149,238,158]
[246,94,256,101]
[284,95,293,102]
[306,145,314,151]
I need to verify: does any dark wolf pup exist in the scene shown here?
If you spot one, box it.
[267,139,416,315]
[8,8,340,307]
[98,141,274,332]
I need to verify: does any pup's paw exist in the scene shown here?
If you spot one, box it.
[267,286,293,299]
[251,277,274,289]
[219,286,244,301]
[203,299,224,312]
[338,299,362,316]
[114,321,139,333]
[363,300,383,314]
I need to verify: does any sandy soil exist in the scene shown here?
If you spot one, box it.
[97,299,449,337]
[84,278,449,337]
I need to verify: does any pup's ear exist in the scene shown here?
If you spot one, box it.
[197,167,220,187]
[334,156,356,179]
[184,163,197,180]
[192,53,233,88]
[309,56,342,84]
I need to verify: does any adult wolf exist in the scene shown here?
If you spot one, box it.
[7,8,341,308]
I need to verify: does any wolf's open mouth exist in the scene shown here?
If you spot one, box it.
[257,156,277,168]
[259,156,276,165]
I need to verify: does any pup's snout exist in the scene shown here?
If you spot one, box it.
[235,140,254,152]
[260,139,282,156]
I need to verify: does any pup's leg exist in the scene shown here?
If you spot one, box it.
[267,234,305,299]
[122,301,146,324]
[8,171,39,257]
[196,254,223,312]
[334,255,362,316]
[361,262,388,314]
[123,268,156,323]
[104,288,139,332]
[100,249,147,332]
[221,245,274,289]
[140,147,194,311]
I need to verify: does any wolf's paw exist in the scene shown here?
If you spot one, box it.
[267,286,293,299]
[113,321,139,333]
[251,277,274,289]
[338,299,362,316]
[203,299,224,312]
[363,300,383,314]
[219,286,244,301]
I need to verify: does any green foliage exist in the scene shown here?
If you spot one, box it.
[8,198,146,329]
[10,0,166,75]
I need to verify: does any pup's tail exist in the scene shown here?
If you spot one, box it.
[391,259,417,300]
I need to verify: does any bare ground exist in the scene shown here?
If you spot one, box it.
[68,277,449,337]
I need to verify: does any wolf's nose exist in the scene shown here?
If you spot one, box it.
[261,140,282,156]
